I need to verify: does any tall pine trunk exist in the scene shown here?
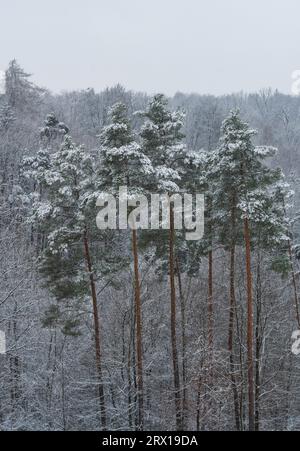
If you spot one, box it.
[208,249,213,352]
[255,251,262,431]
[229,244,241,430]
[131,228,144,430]
[169,201,182,431]
[83,227,107,430]
[127,320,133,430]
[207,199,214,354]
[176,257,187,429]
[243,217,255,431]
[228,203,241,431]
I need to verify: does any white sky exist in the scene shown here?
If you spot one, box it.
[1,0,299,96]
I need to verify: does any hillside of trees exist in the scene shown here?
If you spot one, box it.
[0,60,299,431]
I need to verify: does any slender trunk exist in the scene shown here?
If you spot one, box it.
[83,227,107,430]
[243,217,255,432]
[176,257,187,429]
[207,199,214,354]
[228,202,241,431]
[127,328,133,430]
[255,252,262,431]
[127,306,138,430]
[132,228,144,430]
[169,202,182,431]
[229,243,241,431]
[46,329,58,417]
[60,342,67,431]
[122,312,133,430]
[132,322,138,430]
[196,377,202,431]
[205,247,213,429]
[208,249,213,352]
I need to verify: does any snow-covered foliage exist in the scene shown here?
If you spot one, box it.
[1,63,299,431]
[140,94,185,194]
[98,102,154,196]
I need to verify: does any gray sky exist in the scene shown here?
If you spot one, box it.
[1,0,299,96]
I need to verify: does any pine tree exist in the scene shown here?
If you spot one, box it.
[0,103,16,196]
[275,179,300,329]
[213,110,289,431]
[40,113,69,146]
[182,150,216,348]
[140,94,185,431]
[97,102,153,430]
[5,59,45,110]
[22,133,126,430]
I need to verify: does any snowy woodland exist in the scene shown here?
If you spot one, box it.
[0,60,300,431]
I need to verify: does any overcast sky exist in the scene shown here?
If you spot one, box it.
[1,0,299,96]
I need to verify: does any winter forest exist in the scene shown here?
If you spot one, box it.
[0,59,300,432]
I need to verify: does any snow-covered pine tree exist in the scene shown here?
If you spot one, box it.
[181,149,216,347]
[97,102,153,430]
[172,147,217,428]
[0,103,16,197]
[140,94,185,431]
[22,133,125,430]
[5,59,45,111]
[212,110,289,431]
[269,178,300,329]
[40,112,69,146]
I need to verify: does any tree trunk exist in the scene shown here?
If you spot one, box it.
[169,201,182,431]
[243,217,255,432]
[132,228,144,430]
[176,257,187,429]
[229,243,241,431]
[208,249,213,352]
[127,322,133,430]
[255,252,262,431]
[196,376,202,431]
[207,198,214,354]
[228,202,241,431]
[83,227,107,430]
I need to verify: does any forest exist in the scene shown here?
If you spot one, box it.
[0,60,300,431]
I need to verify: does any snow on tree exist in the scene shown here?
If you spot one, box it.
[97,102,154,430]
[212,110,290,431]
[40,113,69,144]
[5,59,45,111]
[22,131,127,430]
[139,94,186,431]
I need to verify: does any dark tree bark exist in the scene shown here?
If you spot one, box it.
[229,243,241,431]
[243,217,255,432]
[228,203,241,431]
[208,249,213,352]
[132,228,144,430]
[176,257,187,429]
[255,252,262,431]
[169,202,182,431]
[83,227,107,430]
[207,198,214,354]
